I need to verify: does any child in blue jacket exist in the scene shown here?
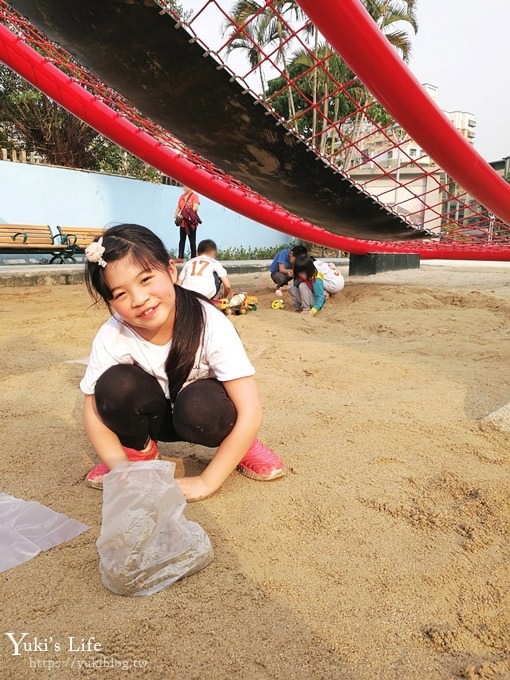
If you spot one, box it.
[288,255,326,316]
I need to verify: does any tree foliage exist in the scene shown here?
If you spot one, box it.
[0,65,160,181]
[224,0,418,158]
[0,65,98,168]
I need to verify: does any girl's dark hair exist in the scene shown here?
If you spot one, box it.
[85,224,206,401]
[290,245,308,258]
[293,254,318,281]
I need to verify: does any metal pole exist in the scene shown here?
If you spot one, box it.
[488,212,495,244]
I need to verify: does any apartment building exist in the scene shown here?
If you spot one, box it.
[343,84,476,229]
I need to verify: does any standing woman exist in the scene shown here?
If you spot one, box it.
[175,186,201,260]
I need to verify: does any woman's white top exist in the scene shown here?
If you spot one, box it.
[80,301,255,399]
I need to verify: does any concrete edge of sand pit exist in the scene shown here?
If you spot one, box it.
[0,259,349,288]
[0,265,85,288]
[2,257,509,287]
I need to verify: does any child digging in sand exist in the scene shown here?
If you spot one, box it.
[81,224,284,501]
[270,244,308,296]
[288,255,327,316]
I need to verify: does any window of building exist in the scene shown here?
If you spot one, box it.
[409,148,417,157]
[387,150,393,159]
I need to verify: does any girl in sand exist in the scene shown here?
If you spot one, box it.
[288,255,327,315]
[81,224,284,501]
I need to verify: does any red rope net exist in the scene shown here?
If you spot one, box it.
[1,0,508,253]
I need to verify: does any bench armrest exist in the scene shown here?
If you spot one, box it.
[12,232,28,243]
[60,233,78,246]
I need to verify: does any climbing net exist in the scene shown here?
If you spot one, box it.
[175,0,508,244]
[0,0,508,252]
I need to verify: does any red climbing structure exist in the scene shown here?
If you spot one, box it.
[0,0,509,259]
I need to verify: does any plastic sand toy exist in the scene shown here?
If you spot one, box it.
[215,293,258,316]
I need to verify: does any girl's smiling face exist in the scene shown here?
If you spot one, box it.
[104,254,177,342]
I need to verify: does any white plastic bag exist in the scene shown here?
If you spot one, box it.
[97,461,213,596]
[0,493,89,573]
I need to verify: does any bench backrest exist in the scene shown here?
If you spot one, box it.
[57,226,104,248]
[0,224,54,245]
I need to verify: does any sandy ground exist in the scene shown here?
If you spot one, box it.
[0,265,509,679]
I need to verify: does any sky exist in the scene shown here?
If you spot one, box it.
[409,0,510,161]
[183,0,509,162]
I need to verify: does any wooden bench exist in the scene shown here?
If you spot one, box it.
[0,224,75,263]
[57,226,104,252]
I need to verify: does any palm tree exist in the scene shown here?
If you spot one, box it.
[223,0,305,125]
[291,41,355,152]
[339,0,419,168]
[223,8,280,93]
[363,0,418,62]
[223,0,418,152]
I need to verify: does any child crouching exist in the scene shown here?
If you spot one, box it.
[313,260,345,296]
[288,255,326,316]
[178,239,231,300]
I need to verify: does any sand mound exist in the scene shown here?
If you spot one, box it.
[0,266,509,679]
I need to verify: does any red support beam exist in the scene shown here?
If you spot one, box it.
[296,0,510,226]
[0,23,509,260]
[0,23,368,253]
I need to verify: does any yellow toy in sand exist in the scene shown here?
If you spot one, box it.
[271,299,285,310]
[216,293,258,316]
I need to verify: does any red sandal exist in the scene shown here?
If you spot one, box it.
[85,440,160,489]
[237,439,285,481]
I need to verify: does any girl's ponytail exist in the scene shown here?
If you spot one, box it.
[165,285,206,402]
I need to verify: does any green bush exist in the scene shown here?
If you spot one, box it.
[173,244,294,261]
[216,244,293,260]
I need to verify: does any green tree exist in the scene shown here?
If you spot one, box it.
[224,0,417,159]
[224,1,308,125]
[153,0,192,22]
[0,65,161,180]
[0,65,99,168]
[363,0,418,62]
[224,5,281,93]
[339,0,418,168]
[290,41,359,153]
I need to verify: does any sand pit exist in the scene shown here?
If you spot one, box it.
[0,265,509,679]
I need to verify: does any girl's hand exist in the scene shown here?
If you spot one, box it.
[176,475,216,502]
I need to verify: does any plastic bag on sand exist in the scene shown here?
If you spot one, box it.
[97,461,213,596]
[0,493,89,573]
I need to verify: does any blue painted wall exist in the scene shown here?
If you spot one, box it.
[0,162,291,252]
